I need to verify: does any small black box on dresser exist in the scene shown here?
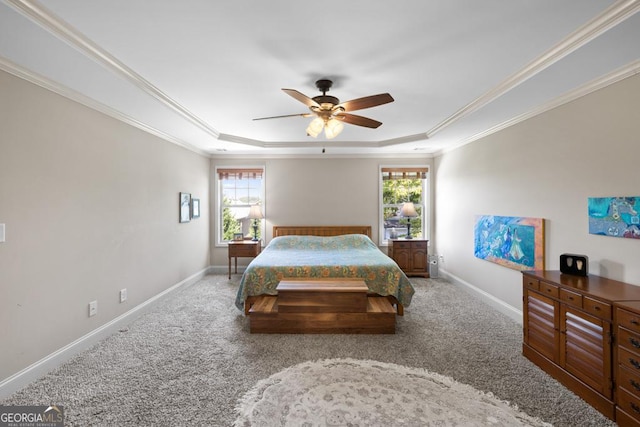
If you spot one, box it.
[559,253,589,276]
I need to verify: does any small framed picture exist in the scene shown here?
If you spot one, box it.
[179,192,191,223]
[233,233,244,241]
[191,198,200,219]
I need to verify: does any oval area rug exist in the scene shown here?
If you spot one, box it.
[234,358,551,426]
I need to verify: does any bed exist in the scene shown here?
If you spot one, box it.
[235,225,415,315]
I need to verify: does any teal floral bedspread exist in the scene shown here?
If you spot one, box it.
[235,234,415,310]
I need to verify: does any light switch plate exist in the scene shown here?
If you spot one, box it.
[0,224,5,242]
[89,300,98,317]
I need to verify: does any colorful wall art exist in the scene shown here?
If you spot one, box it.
[474,215,544,271]
[588,197,640,239]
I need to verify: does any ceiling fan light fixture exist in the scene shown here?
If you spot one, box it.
[257,79,393,139]
[324,118,344,139]
[306,117,324,138]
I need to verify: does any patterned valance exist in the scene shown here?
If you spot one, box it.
[217,168,263,180]
[381,167,428,180]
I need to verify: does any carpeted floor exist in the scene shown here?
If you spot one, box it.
[2,275,615,426]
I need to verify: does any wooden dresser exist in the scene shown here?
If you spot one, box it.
[522,270,640,423]
[614,301,640,425]
[388,239,428,277]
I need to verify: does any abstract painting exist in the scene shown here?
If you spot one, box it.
[474,215,544,271]
[588,197,640,239]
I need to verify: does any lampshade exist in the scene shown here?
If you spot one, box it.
[324,119,344,139]
[247,205,263,219]
[306,116,344,139]
[400,202,418,218]
[306,117,324,137]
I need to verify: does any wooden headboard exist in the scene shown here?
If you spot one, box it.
[273,225,372,238]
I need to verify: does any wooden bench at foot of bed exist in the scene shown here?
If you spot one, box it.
[244,289,404,316]
[248,278,396,334]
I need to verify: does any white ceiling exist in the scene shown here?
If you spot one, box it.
[1,0,639,157]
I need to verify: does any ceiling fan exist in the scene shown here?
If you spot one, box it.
[253,79,394,139]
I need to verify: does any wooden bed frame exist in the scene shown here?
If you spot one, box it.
[273,225,372,238]
[244,225,404,316]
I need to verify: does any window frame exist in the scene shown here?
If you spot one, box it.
[379,165,429,246]
[215,166,265,246]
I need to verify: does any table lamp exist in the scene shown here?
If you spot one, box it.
[400,202,418,239]
[247,205,263,241]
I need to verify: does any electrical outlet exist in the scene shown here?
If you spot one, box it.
[439,255,444,263]
[120,288,127,303]
[88,300,98,317]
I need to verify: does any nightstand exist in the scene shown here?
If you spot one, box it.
[228,240,261,279]
[388,239,429,277]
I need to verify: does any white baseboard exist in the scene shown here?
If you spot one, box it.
[439,268,523,324]
[0,267,211,399]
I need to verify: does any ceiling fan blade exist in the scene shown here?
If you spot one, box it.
[337,93,394,112]
[253,113,312,121]
[282,89,320,108]
[336,113,382,129]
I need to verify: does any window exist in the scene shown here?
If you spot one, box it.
[216,167,264,243]
[380,166,428,244]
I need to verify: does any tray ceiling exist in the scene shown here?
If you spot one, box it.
[1,0,639,156]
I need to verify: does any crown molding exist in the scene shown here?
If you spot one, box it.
[426,0,640,139]
[434,59,640,157]
[378,133,430,147]
[218,133,429,150]
[5,0,221,139]
[209,151,433,160]
[0,56,210,157]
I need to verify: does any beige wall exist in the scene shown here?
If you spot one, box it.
[209,157,433,268]
[433,73,640,313]
[0,70,210,381]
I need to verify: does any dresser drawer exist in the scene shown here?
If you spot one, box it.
[618,308,640,334]
[619,366,640,397]
[559,288,582,308]
[393,241,411,249]
[229,244,260,256]
[523,276,539,291]
[619,327,640,354]
[620,346,640,374]
[539,281,559,298]
[583,297,611,320]
[617,387,640,421]
[236,247,258,256]
[411,241,427,249]
[616,406,640,427]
